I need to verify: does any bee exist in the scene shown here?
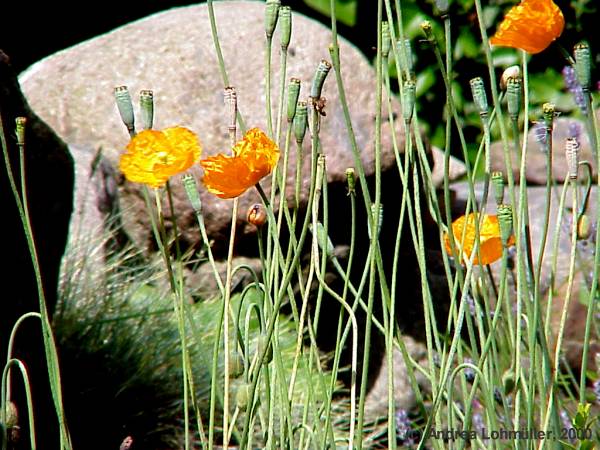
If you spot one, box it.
[314,96,327,116]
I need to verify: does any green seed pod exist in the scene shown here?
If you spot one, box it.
[506,76,522,121]
[345,167,356,194]
[257,335,273,364]
[574,42,591,91]
[293,101,308,144]
[381,21,391,59]
[265,0,281,39]
[310,60,331,99]
[565,137,579,180]
[399,39,414,75]
[224,86,238,136]
[15,117,26,146]
[470,77,488,116]
[497,204,513,247]
[139,90,154,130]
[420,21,433,40]
[491,171,504,206]
[230,351,245,378]
[287,78,301,122]
[542,103,555,136]
[402,79,416,124]
[182,174,202,213]
[114,86,135,136]
[435,0,449,16]
[279,6,292,50]
[577,214,591,240]
[235,383,253,411]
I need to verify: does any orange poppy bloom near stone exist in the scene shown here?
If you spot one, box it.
[444,213,515,265]
[200,128,280,199]
[490,0,564,54]
[120,127,201,188]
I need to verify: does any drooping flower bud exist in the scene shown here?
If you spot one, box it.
[500,65,520,91]
[230,351,245,378]
[236,383,252,411]
[577,214,591,240]
[257,335,273,364]
[247,203,267,227]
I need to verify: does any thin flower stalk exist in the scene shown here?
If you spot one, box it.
[1,359,36,449]
[312,200,358,450]
[354,1,385,447]
[0,114,72,450]
[540,181,580,446]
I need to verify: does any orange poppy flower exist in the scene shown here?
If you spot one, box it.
[490,0,564,54]
[120,127,201,188]
[443,213,515,265]
[200,128,280,199]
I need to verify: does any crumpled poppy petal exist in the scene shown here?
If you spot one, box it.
[443,213,515,265]
[200,128,279,199]
[119,126,201,188]
[490,0,564,54]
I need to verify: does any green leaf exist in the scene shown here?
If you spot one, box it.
[455,26,480,60]
[490,47,519,67]
[416,70,436,99]
[579,441,596,450]
[574,403,591,429]
[303,0,357,26]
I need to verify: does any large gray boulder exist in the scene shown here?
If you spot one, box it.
[19,0,463,256]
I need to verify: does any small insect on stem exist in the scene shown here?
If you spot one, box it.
[313,97,327,117]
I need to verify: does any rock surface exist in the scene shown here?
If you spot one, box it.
[364,336,429,421]
[19,1,464,256]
